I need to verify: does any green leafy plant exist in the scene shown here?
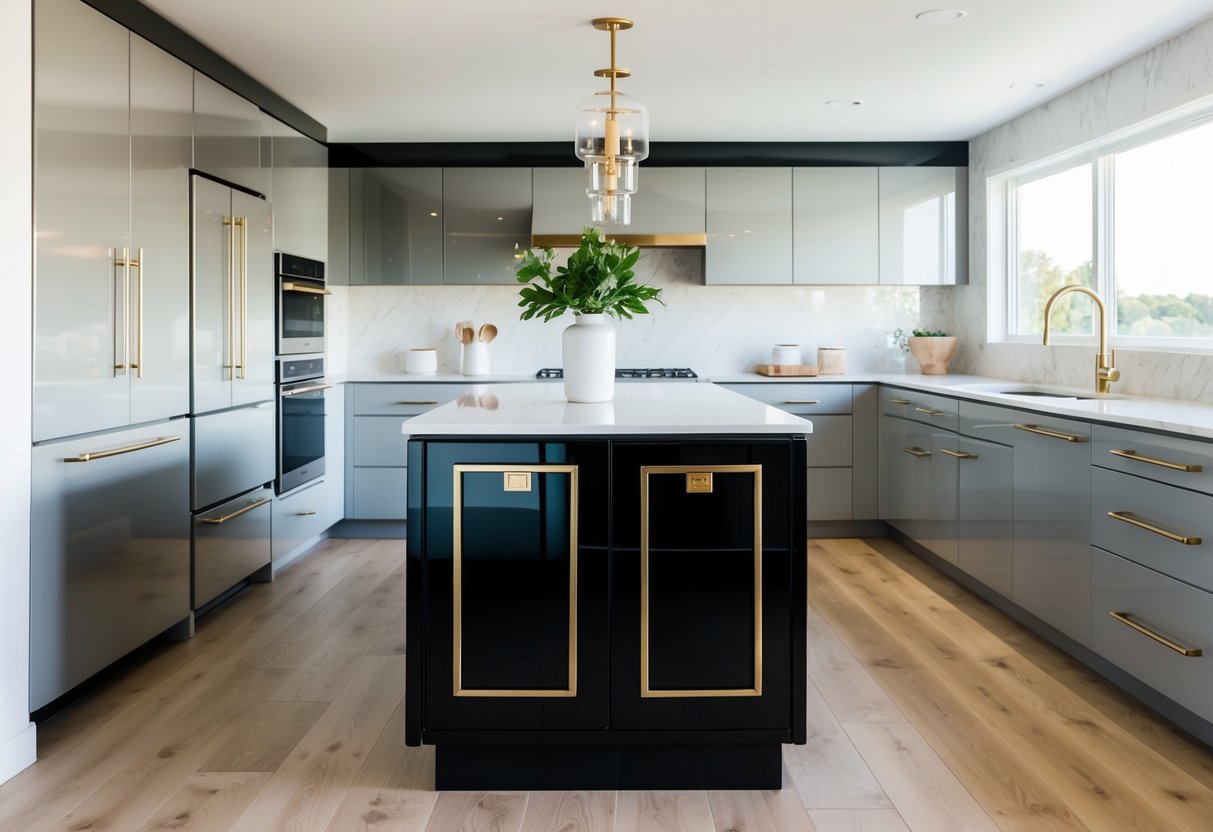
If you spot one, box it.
[892,328,951,351]
[515,227,663,322]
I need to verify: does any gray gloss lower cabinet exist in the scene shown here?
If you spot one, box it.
[879,414,932,541]
[1012,414,1092,646]
[31,420,191,710]
[956,435,1013,597]
[193,487,271,609]
[1092,547,1213,724]
[923,429,959,565]
[273,479,332,561]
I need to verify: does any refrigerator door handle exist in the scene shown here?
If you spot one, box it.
[223,216,235,379]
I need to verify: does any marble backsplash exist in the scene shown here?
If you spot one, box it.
[957,14,1213,402]
[328,249,954,377]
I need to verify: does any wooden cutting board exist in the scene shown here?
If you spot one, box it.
[755,364,818,377]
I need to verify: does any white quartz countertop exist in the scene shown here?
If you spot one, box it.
[331,373,540,384]
[402,382,814,436]
[712,372,1213,440]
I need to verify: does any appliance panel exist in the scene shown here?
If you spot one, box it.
[193,486,272,609]
[192,403,275,511]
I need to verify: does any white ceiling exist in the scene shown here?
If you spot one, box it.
[142,0,1213,143]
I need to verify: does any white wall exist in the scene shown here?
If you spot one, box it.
[0,0,37,784]
[333,252,954,377]
[956,15,1213,400]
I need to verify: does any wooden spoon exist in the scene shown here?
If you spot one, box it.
[455,320,471,342]
[478,323,497,343]
[460,325,475,345]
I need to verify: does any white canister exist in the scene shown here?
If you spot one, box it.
[405,347,438,375]
[817,346,847,375]
[461,341,490,376]
[771,344,802,366]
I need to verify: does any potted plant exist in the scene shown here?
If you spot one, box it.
[516,227,663,402]
[894,328,959,375]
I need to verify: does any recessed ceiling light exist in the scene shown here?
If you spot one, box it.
[1009,81,1045,90]
[915,9,967,23]
[826,99,863,108]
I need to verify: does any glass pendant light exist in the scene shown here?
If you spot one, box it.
[574,17,649,226]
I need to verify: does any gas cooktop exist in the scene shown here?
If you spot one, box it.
[536,368,699,380]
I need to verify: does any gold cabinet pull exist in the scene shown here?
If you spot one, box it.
[296,510,317,516]
[223,217,236,378]
[902,446,931,458]
[396,400,439,405]
[1109,612,1203,657]
[281,281,331,295]
[889,397,913,405]
[65,434,181,463]
[132,248,144,378]
[1109,449,1202,473]
[1107,511,1201,545]
[237,217,248,380]
[939,448,978,459]
[283,383,333,397]
[1014,423,1087,443]
[915,406,947,417]
[201,496,272,525]
[113,246,130,375]
[783,399,820,405]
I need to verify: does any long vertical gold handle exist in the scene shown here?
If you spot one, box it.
[223,217,235,379]
[112,247,127,375]
[238,217,248,380]
[133,248,143,378]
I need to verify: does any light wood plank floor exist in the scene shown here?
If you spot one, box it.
[3,536,1212,831]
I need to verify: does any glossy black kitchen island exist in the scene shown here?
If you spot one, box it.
[403,383,811,789]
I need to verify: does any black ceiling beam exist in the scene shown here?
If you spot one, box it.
[327,140,968,168]
[79,0,327,143]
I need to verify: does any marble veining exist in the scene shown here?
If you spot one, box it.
[331,248,952,377]
[960,14,1213,402]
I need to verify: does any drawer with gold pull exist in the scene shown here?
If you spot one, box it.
[1093,424,1213,496]
[1092,547,1213,724]
[1093,466,1213,592]
[880,387,958,431]
[716,382,853,415]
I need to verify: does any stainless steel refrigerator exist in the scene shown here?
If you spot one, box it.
[190,174,275,610]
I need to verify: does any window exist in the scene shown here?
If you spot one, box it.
[1005,115,1213,344]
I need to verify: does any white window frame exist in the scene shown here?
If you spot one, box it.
[994,100,1213,352]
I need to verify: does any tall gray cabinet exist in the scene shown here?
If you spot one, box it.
[31,0,192,710]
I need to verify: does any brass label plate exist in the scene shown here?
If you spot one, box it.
[504,471,532,492]
[686,472,713,493]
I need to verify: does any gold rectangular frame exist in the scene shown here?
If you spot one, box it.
[452,463,579,697]
[640,464,763,698]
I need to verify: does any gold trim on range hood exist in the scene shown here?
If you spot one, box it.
[530,233,708,248]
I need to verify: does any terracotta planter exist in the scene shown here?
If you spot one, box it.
[907,336,958,375]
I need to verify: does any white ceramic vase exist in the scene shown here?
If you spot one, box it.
[562,313,616,403]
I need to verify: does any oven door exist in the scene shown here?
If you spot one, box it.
[277,277,327,355]
[277,379,331,493]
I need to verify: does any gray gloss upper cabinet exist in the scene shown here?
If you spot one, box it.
[194,72,267,195]
[532,167,706,235]
[878,167,967,285]
[1012,414,1092,645]
[793,168,878,285]
[443,168,532,284]
[270,119,328,261]
[353,168,444,285]
[705,168,793,284]
[34,0,191,442]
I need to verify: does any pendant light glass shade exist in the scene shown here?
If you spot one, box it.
[574,18,649,226]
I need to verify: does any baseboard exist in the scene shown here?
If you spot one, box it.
[0,722,36,784]
[328,519,407,539]
[808,519,886,538]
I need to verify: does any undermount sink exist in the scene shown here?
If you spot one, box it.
[950,382,1113,401]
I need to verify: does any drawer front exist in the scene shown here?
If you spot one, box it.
[1092,466,1213,592]
[273,478,331,560]
[718,383,852,415]
[881,387,958,432]
[194,487,272,608]
[353,415,410,467]
[806,414,852,468]
[1093,425,1213,495]
[809,468,853,521]
[958,401,1015,446]
[1092,547,1213,724]
[352,382,464,416]
[351,467,408,520]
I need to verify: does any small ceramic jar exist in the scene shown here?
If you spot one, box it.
[405,348,438,374]
[817,346,847,375]
[771,344,802,366]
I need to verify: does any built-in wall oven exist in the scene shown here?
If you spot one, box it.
[277,356,330,493]
[276,253,327,356]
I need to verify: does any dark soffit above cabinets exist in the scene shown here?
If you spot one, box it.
[78,0,326,143]
[328,141,969,168]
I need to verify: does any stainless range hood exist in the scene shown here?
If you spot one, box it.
[530,232,707,248]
